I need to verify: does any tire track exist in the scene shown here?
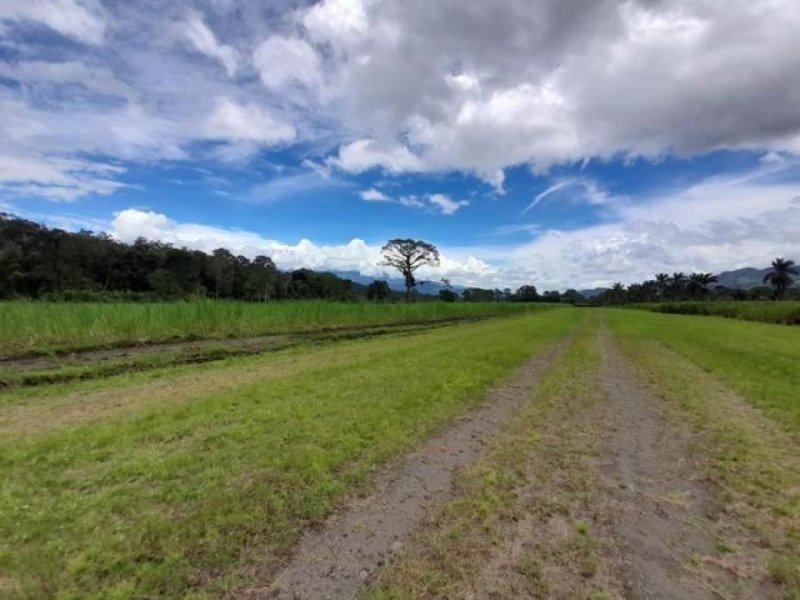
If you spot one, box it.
[241,339,571,599]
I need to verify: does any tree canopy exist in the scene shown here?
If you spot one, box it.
[380,239,440,299]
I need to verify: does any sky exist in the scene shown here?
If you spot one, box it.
[2,0,800,291]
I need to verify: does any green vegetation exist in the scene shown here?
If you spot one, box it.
[0,309,576,599]
[631,300,800,325]
[607,309,800,430]
[0,300,543,357]
[608,309,800,597]
[369,316,617,599]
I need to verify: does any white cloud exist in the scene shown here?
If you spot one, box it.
[0,0,106,45]
[428,193,468,216]
[358,189,465,214]
[206,97,296,144]
[360,188,390,202]
[180,12,241,77]
[302,0,370,48]
[0,60,137,100]
[109,207,486,278]
[3,0,800,213]
[0,154,126,202]
[308,0,800,178]
[253,35,322,91]
[524,178,611,214]
[332,139,423,173]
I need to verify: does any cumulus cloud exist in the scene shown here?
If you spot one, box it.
[4,0,800,200]
[309,0,800,178]
[253,35,322,91]
[109,207,485,278]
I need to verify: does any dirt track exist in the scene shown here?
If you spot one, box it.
[241,326,780,599]
[595,331,779,599]
[244,340,569,599]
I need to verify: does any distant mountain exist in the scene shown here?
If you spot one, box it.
[579,287,609,298]
[332,270,465,296]
[715,267,772,289]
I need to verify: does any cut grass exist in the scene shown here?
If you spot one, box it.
[0,320,468,390]
[630,300,800,325]
[0,300,546,357]
[607,309,800,598]
[367,314,622,599]
[607,308,800,431]
[0,309,577,599]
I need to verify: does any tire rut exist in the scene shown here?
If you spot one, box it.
[240,339,570,599]
[596,329,781,599]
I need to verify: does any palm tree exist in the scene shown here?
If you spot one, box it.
[655,273,670,300]
[609,282,626,305]
[670,272,686,300]
[687,272,718,299]
[763,257,798,299]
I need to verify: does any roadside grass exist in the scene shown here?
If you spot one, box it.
[630,300,800,325]
[608,310,800,597]
[0,300,545,357]
[0,309,577,599]
[606,309,800,431]
[367,315,622,599]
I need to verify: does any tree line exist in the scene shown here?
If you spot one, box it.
[597,259,798,305]
[1,215,794,303]
[0,214,358,301]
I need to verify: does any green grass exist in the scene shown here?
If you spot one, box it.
[0,309,577,599]
[0,300,544,357]
[607,308,800,431]
[368,314,617,599]
[631,300,800,325]
[607,309,800,597]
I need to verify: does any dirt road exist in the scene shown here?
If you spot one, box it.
[242,325,782,599]
[245,340,569,599]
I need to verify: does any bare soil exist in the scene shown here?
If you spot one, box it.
[237,326,780,599]
[241,340,569,599]
[594,330,780,599]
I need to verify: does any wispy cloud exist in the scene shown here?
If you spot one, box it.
[523,178,610,214]
[358,189,467,215]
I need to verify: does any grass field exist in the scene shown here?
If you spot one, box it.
[632,300,800,325]
[0,309,576,599]
[3,306,800,599]
[608,308,800,594]
[608,308,800,430]
[0,300,542,357]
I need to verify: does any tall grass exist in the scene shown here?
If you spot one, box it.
[630,300,800,325]
[0,300,544,356]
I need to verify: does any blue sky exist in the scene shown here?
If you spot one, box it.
[2,0,800,290]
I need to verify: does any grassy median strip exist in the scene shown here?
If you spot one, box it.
[608,309,800,598]
[367,316,620,599]
[0,309,576,600]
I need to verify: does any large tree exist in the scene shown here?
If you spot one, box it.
[380,239,440,300]
[763,257,798,299]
